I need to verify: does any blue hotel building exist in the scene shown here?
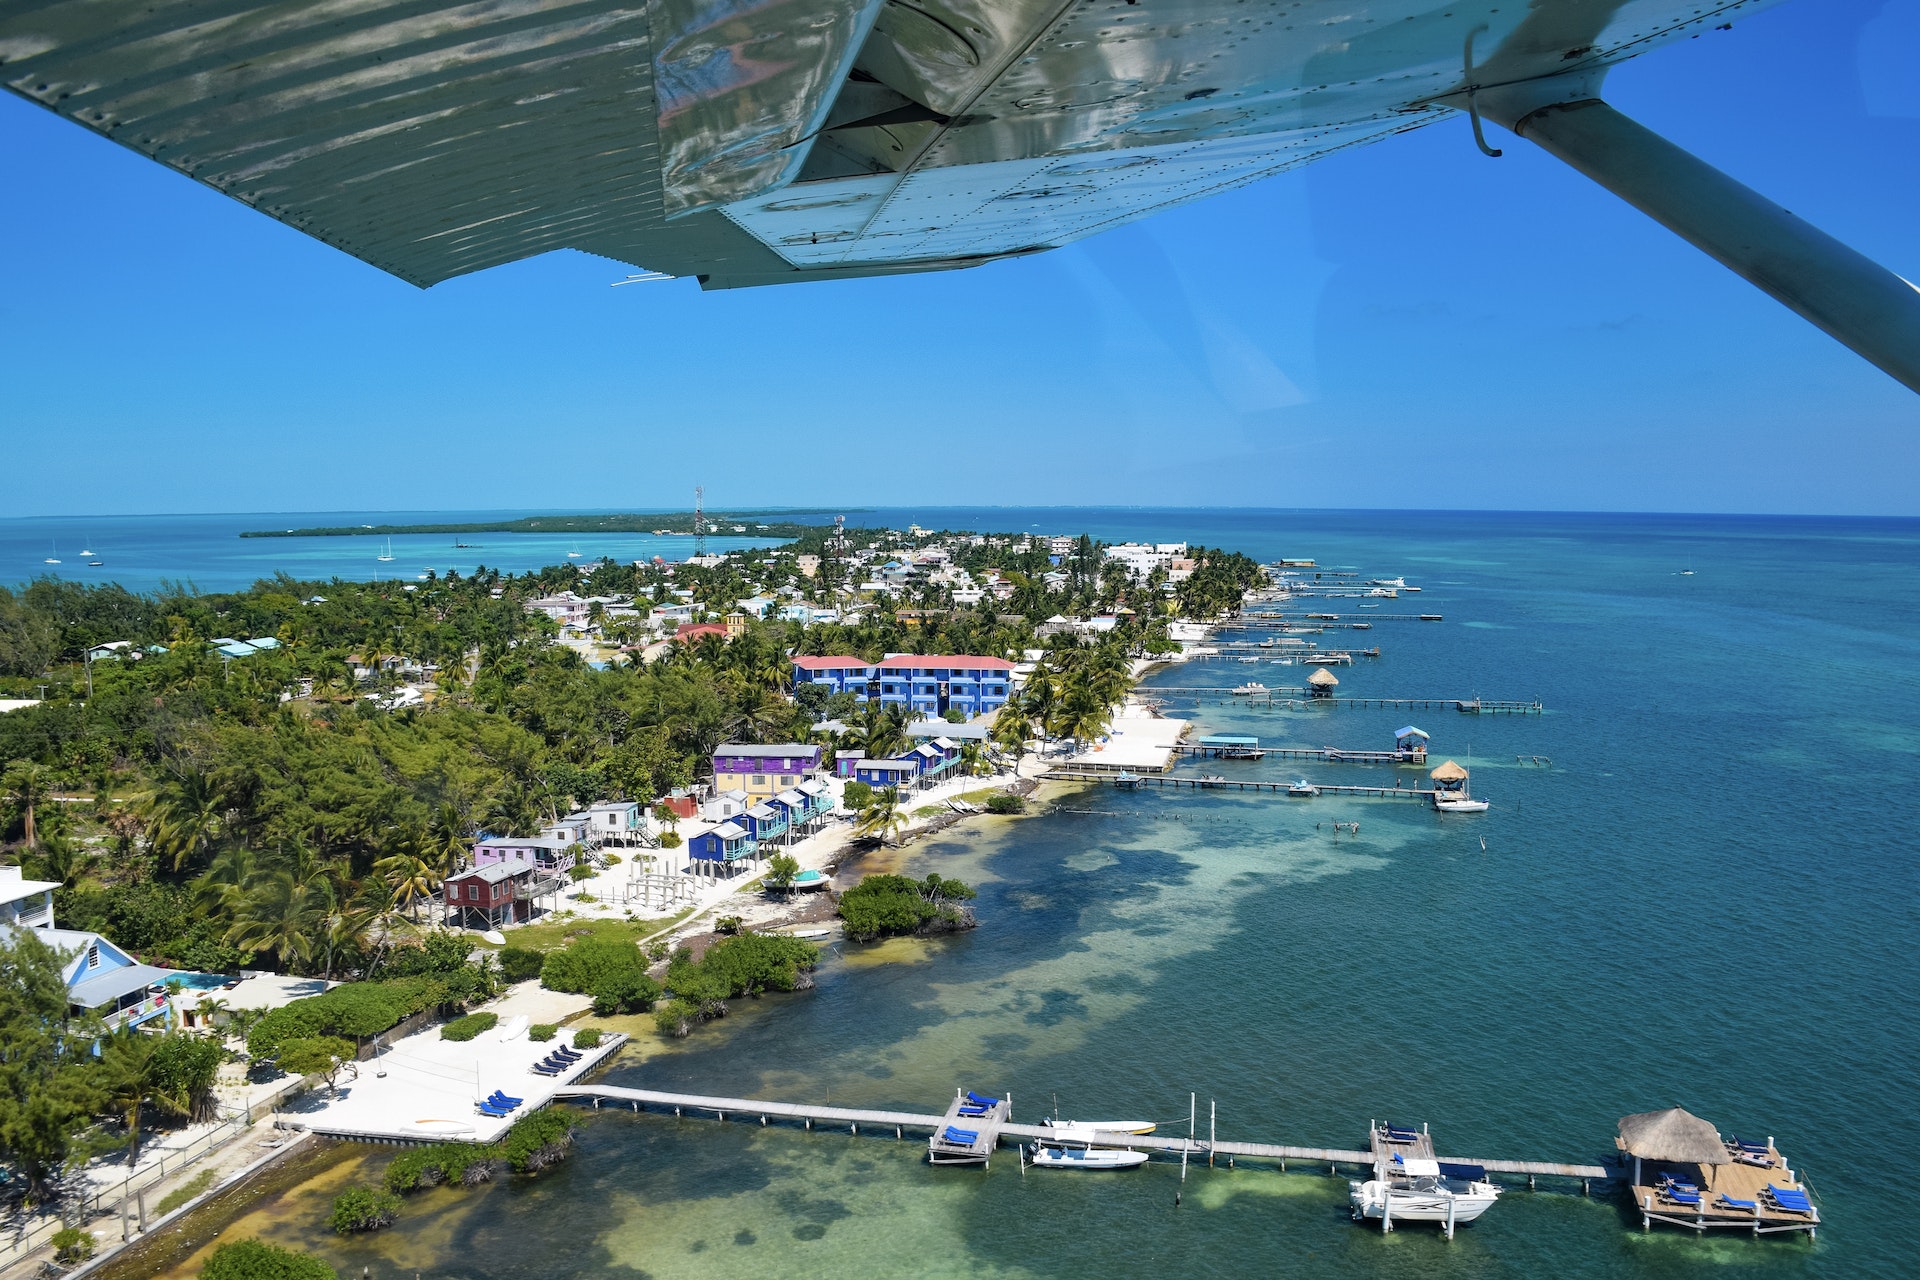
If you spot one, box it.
[792,655,1015,718]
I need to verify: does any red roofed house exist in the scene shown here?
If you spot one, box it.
[676,621,729,644]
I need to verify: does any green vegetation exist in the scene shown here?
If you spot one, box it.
[497,945,547,983]
[590,972,661,1016]
[276,1037,356,1094]
[155,1167,218,1215]
[572,1027,604,1049]
[328,1185,402,1234]
[653,933,821,1037]
[837,874,978,942]
[200,1238,337,1280]
[383,1141,496,1192]
[248,967,488,1061]
[439,1011,498,1042]
[841,780,873,810]
[853,785,908,846]
[528,1023,557,1042]
[51,1227,94,1263]
[539,936,646,995]
[985,793,1026,815]
[763,851,800,895]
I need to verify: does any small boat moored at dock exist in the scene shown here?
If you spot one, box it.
[1351,1161,1502,1234]
[1287,779,1320,797]
[1231,681,1268,696]
[1040,1118,1156,1137]
[1030,1144,1151,1171]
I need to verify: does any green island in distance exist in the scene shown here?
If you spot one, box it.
[237,510,861,539]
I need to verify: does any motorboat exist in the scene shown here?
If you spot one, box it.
[1258,638,1276,648]
[1432,795,1491,813]
[1196,775,1229,788]
[1030,1145,1151,1171]
[1368,577,1407,589]
[1113,772,1143,789]
[789,868,829,890]
[1231,682,1268,696]
[1350,1160,1502,1232]
[1040,1118,1156,1136]
[1287,779,1319,797]
[1236,656,1261,663]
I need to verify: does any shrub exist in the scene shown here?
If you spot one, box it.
[540,937,646,995]
[498,946,547,983]
[248,976,461,1060]
[200,1239,337,1280]
[440,1011,498,1042]
[653,999,696,1038]
[384,1143,496,1193]
[643,939,670,963]
[528,1023,557,1043]
[837,873,976,941]
[567,864,594,883]
[329,1185,402,1234]
[714,915,743,936]
[660,831,681,848]
[601,853,622,866]
[660,935,820,1035]
[51,1228,93,1263]
[591,972,661,1016]
[277,1036,356,1092]
[572,1027,604,1049]
[497,1109,577,1173]
[842,780,872,810]
[985,793,1026,815]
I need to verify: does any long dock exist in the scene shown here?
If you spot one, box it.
[549,1085,1610,1185]
[1174,744,1421,765]
[1042,771,1437,799]
[1144,689,1544,714]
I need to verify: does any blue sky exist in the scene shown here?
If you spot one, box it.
[3,0,1917,518]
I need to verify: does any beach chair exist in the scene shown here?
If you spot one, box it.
[942,1127,980,1144]
[1728,1136,1771,1155]
[1659,1185,1702,1207]
[1381,1125,1420,1144]
[957,1105,989,1117]
[1765,1185,1814,1214]
[488,1091,523,1109]
[1716,1194,1758,1212]
[530,1063,562,1076]
[965,1091,999,1108]
[477,1102,512,1118]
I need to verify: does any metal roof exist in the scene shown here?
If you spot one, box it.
[450,859,534,885]
[70,962,177,1009]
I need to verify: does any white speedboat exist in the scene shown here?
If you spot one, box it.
[1287,779,1319,796]
[1030,1145,1151,1171]
[1232,682,1268,696]
[1368,577,1407,589]
[1351,1162,1502,1232]
[1433,795,1490,813]
[1040,1118,1156,1136]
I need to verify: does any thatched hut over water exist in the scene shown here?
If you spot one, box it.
[1617,1107,1730,1185]
[1307,667,1339,697]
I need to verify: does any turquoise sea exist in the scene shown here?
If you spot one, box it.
[76,508,1920,1279]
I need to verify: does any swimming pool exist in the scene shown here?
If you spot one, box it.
[164,970,234,991]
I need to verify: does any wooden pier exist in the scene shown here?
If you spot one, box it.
[1043,770,1436,800]
[1174,744,1421,765]
[549,1084,1610,1188]
[1144,689,1544,714]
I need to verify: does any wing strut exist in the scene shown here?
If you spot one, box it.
[1477,91,1920,395]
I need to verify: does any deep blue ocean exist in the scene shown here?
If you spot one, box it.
[69,508,1920,1279]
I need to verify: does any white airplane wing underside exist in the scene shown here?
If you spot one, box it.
[1,0,1787,288]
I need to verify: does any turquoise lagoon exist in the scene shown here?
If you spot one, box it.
[81,509,1920,1278]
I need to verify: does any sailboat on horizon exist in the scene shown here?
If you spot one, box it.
[376,537,395,562]
[44,540,60,564]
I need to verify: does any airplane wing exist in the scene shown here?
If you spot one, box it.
[1,0,1779,288]
[5,0,1917,390]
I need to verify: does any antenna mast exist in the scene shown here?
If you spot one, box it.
[693,486,706,557]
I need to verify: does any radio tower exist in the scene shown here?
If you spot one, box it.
[692,486,706,557]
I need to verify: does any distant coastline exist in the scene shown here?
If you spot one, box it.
[238,511,848,539]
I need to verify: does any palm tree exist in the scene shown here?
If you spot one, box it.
[2,761,49,849]
[991,707,1034,769]
[422,803,469,879]
[853,786,909,846]
[375,852,437,922]
[32,831,96,889]
[98,1028,188,1166]
[191,845,259,918]
[225,871,327,973]
[958,741,988,778]
[853,699,909,759]
[136,766,230,872]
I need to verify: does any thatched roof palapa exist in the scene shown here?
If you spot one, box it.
[1308,668,1339,687]
[1616,1108,1730,1165]
[1428,760,1469,782]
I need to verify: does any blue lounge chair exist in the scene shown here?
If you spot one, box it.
[530,1063,561,1076]
[488,1092,523,1109]
[1660,1186,1702,1206]
[965,1091,999,1108]
[1717,1194,1758,1211]
[957,1105,989,1117]
[477,1102,512,1118]
[1728,1136,1770,1155]
[1382,1126,1419,1144]
[942,1127,980,1144]
[1766,1185,1813,1213]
